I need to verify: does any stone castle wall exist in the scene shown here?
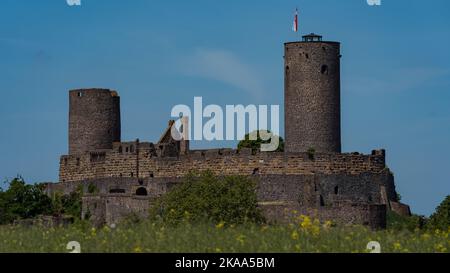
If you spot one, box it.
[59,145,387,183]
[261,202,387,230]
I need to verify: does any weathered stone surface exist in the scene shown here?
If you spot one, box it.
[285,41,341,153]
[69,89,121,155]
[47,37,411,229]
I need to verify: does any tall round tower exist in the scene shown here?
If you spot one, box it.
[284,33,341,153]
[68,88,121,155]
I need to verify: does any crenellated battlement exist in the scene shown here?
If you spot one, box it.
[59,146,387,183]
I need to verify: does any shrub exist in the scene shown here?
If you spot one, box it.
[0,177,83,224]
[307,148,316,160]
[427,195,450,231]
[51,185,83,219]
[238,130,284,152]
[150,171,265,225]
[87,183,99,194]
[0,177,53,224]
[386,211,427,231]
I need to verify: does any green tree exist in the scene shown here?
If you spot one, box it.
[427,195,450,231]
[51,185,83,219]
[238,130,284,152]
[0,177,53,224]
[0,177,83,225]
[150,171,265,225]
[386,211,427,231]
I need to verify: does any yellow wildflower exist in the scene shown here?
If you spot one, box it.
[216,221,225,229]
[300,216,312,229]
[435,244,447,253]
[133,246,143,253]
[324,220,333,229]
[236,235,246,245]
[311,225,320,236]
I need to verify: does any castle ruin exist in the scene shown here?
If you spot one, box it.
[47,34,411,228]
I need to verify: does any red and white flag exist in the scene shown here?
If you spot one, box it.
[292,8,299,32]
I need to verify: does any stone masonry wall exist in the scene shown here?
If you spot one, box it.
[60,147,387,183]
[260,202,387,229]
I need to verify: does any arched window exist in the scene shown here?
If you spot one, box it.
[321,65,329,75]
[334,186,339,195]
[118,146,123,153]
[136,187,148,196]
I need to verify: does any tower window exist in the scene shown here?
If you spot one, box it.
[78,92,83,97]
[320,195,325,207]
[334,186,339,195]
[321,65,329,75]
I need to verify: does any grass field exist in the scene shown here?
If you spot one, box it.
[0,215,449,253]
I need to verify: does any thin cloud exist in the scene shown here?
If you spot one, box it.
[179,48,265,99]
[346,67,449,94]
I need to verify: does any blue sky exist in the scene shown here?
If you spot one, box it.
[0,0,449,216]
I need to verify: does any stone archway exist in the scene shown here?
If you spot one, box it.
[136,187,148,196]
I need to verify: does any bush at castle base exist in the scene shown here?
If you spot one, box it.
[0,177,53,224]
[0,177,82,225]
[149,171,265,225]
[427,195,450,231]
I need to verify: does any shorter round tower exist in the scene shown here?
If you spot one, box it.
[68,88,121,155]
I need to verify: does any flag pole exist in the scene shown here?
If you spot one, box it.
[292,7,300,40]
